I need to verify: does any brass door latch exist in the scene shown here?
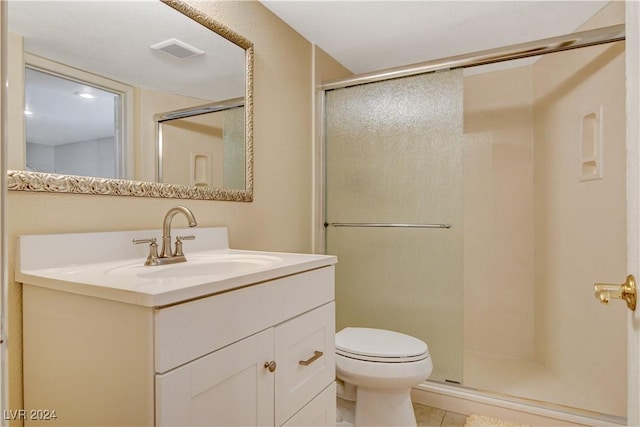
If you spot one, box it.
[594,274,637,311]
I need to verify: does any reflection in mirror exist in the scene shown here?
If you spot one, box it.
[156,99,245,190]
[25,65,126,179]
[7,0,254,201]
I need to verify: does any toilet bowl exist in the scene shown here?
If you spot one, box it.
[335,327,433,427]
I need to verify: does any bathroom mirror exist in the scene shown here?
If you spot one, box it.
[6,0,254,201]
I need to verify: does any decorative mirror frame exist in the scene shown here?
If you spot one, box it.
[7,0,254,201]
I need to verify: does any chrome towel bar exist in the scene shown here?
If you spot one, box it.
[324,222,451,229]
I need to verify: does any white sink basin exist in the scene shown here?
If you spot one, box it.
[106,253,283,279]
[17,227,337,307]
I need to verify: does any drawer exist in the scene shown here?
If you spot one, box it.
[275,302,335,425]
[281,382,336,427]
[154,266,334,373]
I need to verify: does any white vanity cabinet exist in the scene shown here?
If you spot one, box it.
[155,302,335,426]
[21,244,336,427]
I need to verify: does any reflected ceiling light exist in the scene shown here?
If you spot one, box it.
[24,110,33,116]
[75,91,95,99]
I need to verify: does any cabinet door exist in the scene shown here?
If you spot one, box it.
[275,302,335,425]
[156,329,275,426]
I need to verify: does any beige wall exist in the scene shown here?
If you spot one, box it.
[463,66,535,360]
[314,45,352,85]
[312,46,352,251]
[4,0,332,414]
[533,2,626,416]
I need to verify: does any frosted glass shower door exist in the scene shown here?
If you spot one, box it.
[325,71,464,383]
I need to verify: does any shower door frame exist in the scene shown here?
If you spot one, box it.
[314,6,640,423]
[625,2,640,425]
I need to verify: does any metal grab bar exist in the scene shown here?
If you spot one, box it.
[324,222,451,229]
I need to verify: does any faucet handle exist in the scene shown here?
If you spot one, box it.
[133,237,160,266]
[174,235,195,257]
[133,237,157,245]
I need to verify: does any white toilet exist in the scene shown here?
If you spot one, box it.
[335,327,433,427]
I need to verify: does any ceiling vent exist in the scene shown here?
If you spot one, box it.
[150,38,204,59]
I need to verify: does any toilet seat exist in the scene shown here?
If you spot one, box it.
[336,327,429,363]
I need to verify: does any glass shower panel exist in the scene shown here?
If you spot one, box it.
[325,70,464,383]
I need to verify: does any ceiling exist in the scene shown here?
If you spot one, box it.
[9,0,246,146]
[260,0,611,77]
[9,1,246,102]
[9,0,612,147]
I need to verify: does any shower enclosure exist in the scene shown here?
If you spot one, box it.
[322,12,627,422]
[325,70,465,384]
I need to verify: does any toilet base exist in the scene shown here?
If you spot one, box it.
[337,396,355,427]
[337,388,417,427]
[357,387,417,427]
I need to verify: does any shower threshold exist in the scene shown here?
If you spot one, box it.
[412,381,625,427]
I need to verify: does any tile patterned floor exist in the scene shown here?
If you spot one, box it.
[413,403,468,427]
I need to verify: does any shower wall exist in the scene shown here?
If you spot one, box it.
[463,66,535,361]
[463,1,626,416]
[532,2,626,416]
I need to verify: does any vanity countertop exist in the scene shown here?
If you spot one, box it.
[16,228,337,307]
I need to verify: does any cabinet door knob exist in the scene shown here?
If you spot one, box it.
[264,360,277,372]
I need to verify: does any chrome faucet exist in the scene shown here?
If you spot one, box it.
[134,206,198,266]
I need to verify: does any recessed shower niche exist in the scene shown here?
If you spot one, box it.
[580,106,603,181]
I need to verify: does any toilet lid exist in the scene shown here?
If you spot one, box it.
[336,327,429,363]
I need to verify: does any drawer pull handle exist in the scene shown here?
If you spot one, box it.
[299,351,324,366]
[264,361,277,372]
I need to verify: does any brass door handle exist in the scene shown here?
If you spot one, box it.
[594,274,637,311]
[299,351,324,366]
